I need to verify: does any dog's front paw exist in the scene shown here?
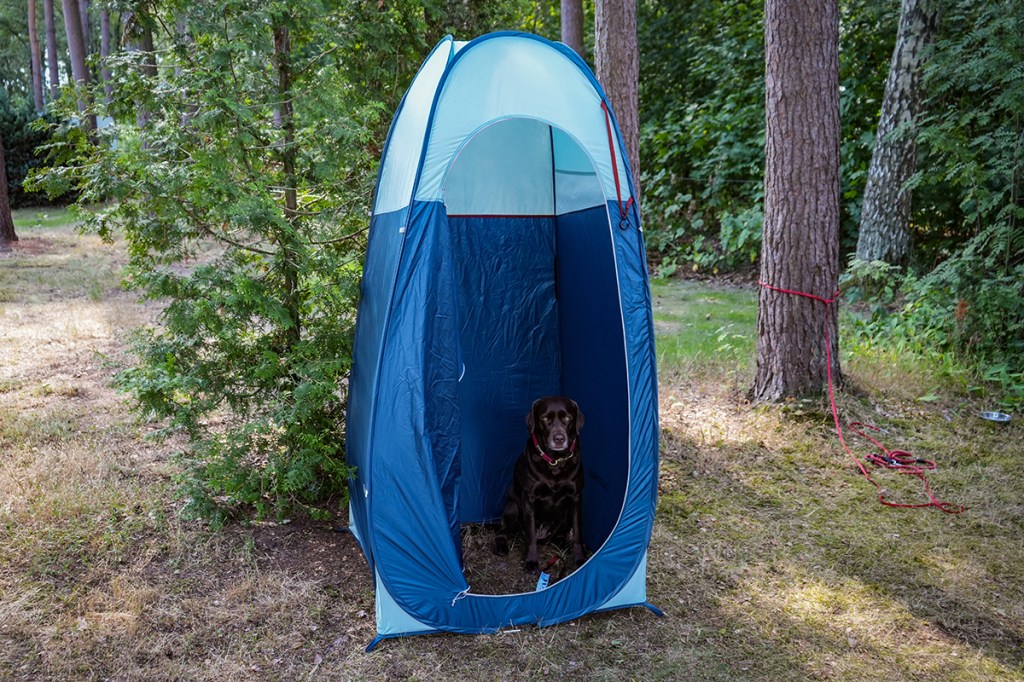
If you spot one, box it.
[493,537,509,556]
[524,558,540,574]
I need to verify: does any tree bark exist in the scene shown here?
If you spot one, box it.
[0,132,18,251]
[28,0,46,113]
[753,0,841,402]
[274,20,302,350]
[595,0,641,206]
[61,0,94,129]
[561,0,585,59]
[855,0,939,264]
[44,0,59,101]
[78,0,90,54]
[100,7,112,103]
[124,12,157,132]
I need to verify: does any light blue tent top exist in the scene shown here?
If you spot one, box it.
[345,32,660,650]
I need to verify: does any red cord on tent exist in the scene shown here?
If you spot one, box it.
[600,101,634,223]
[758,280,966,514]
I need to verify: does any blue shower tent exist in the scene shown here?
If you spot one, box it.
[345,32,660,650]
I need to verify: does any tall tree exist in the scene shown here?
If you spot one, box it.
[0,131,17,251]
[28,0,46,112]
[595,0,641,203]
[44,0,59,101]
[123,10,157,132]
[78,0,90,54]
[753,0,841,401]
[99,7,111,103]
[61,0,92,127]
[856,0,939,264]
[561,0,585,58]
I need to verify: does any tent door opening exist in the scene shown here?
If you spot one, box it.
[441,117,630,571]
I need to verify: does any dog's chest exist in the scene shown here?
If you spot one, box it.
[527,473,579,511]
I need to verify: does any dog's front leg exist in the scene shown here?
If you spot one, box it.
[571,496,585,569]
[522,503,540,573]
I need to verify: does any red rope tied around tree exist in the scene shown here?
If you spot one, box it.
[758,280,966,514]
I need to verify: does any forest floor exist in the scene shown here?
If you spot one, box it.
[2,214,1023,681]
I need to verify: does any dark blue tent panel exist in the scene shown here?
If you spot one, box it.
[345,32,659,649]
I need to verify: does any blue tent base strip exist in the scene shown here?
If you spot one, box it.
[345,31,661,647]
[364,551,665,652]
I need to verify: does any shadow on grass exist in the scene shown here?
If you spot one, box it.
[655,405,1024,679]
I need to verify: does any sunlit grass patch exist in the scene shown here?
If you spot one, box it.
[651,279,757,379]
[11,206,78,230]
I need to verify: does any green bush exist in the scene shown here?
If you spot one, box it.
[0,93,62,208]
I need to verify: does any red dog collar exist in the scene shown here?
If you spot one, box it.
[531,432,577,467]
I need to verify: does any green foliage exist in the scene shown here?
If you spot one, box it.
[639,0,896,273]
[911,0,1024,265]
[1,92,60,208]
[844,1,1024,409]
[843,255,1024,409]
[28,0,533,526]
[639,0,765,274]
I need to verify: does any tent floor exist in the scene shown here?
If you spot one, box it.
[459,523,585,595]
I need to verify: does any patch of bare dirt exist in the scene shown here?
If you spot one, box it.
[245,519,372,588]
[0,236,61,257]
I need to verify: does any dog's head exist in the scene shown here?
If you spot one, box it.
[527,396,585,453]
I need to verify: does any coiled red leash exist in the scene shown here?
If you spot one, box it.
[758,280,966,514]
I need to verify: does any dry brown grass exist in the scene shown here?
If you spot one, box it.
[2,215,1023,680]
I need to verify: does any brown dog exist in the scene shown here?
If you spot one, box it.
[493,396,586,573]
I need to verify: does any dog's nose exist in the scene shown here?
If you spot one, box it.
[552,433,567,446]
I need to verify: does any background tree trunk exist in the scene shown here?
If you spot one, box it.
[124,12,157,132]
[595,0,641,205]
[44,0,59,101]
[0,132,17,251]
[28,0,46,113]
[61,0,94,128]
[753,0,841,402]
[274,20,302,350]
[561,0,585,59]
[78,0,90,56]
[855,0,939,264]
[100,7,111,104]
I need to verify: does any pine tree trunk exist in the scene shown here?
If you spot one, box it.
[561,0,585,59]
[28,0,46,113]
[78,0,90,54]
[100,7,112,104]
[274,21,302,350]
[595,0,641,205]
[0,132,17,251]
[753,0,841,402]
[61,0,94,129]
[856,0,939,264]
[44,0,59,101]
[124,13,157,133]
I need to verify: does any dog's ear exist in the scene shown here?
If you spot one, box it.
[570,399,584,432]
[526,398,542,432]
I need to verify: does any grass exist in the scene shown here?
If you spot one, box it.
[651,278,758,380]
[1,215,1023,680]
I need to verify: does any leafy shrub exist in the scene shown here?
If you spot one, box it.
[844,246,1024,409]
[0,93,62,208]
[30,0,535,526]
